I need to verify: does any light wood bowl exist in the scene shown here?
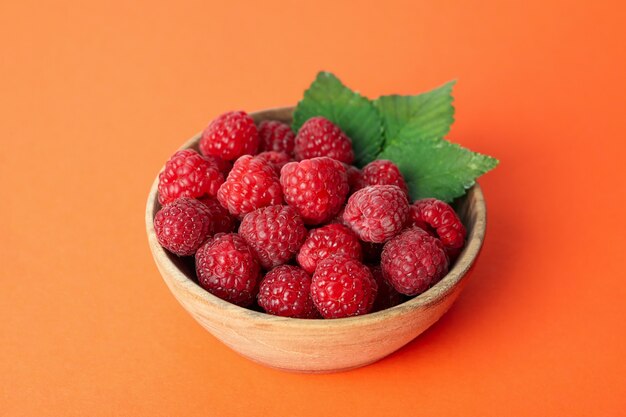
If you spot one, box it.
[145,107,487,373]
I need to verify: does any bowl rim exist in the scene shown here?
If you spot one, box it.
[145,106,487,329]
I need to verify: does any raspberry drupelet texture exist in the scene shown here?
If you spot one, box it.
[343,185,410,243]
[239,205,307,270]
[370,265,404,312]
[154,197,213,256]
[381,227,449,296]
[310,256,378,319]
[202,154,232,176]
[257,265,318,318]
[356,160,409,196]
[197,196,237,235]
[343,164,364,194]
[408,198,467,259]
[200,111,259,161]
[157,149,225,205]
[256,151,292,174]
[257,120,296,155]
[294,117,355,164]
[217,155,283,218]
[195,233,261,306]
[297,224,363,274]
[280,157,349,225]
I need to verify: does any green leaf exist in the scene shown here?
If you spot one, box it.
[375,81,456,145]
[374,80,495,201]
[292,72,383,166]
[378,137,499,202]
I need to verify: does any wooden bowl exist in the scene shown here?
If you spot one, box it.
[145,107,487,373]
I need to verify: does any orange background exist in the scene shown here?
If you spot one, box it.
[2,1,625,415]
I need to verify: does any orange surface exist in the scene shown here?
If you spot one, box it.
[2,1,625,415]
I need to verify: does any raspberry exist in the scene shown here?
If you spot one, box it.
[381,227,449,296]
[280,157,349,225]
[343,164,363,194]
[200,111,259,161]
[328,207,347,225]
[154,197,212,256]
[297,224,362,274]
[370,265,404,312]
[408,198,467,259]
[343,185,409,243]
[195,233,261,306]
[294,117,354,164]
[217,155,283,218]
[157,149,225,205]
[203,154,232,175]
[257,265,318,318]
[239,205,307,269]
[355,160,409,196]
[198,196,237,235]
[257,120,295,155]
[256,151,292,174]
[310,256,377,319]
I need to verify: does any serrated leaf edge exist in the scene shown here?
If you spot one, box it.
[374,80,457,149]
[379,138,499,202]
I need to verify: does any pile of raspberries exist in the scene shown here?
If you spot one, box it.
[154,111,467,319]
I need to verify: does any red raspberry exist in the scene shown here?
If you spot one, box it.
[294,117,355,164]
[195,233,261,306]
[217,155,283,218]
[257,265,318,318]
[239,205,307,269]
[256,151,292,174]
[356,160,409,196]
[154,197,212,256]
[381,227,449,296]
[157,149,225,205]
[198,196,237,235]
[258,120,295,155]
[343,164,363,194]
[203,154,232,175]
[328,207,347,225]
[297,224,362,274]
[370,265,404,312]
[343,185,409,243]
[310,256,377,319]
[408,198,467,259]
[200,111,259,161]
[280,157,349,225]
